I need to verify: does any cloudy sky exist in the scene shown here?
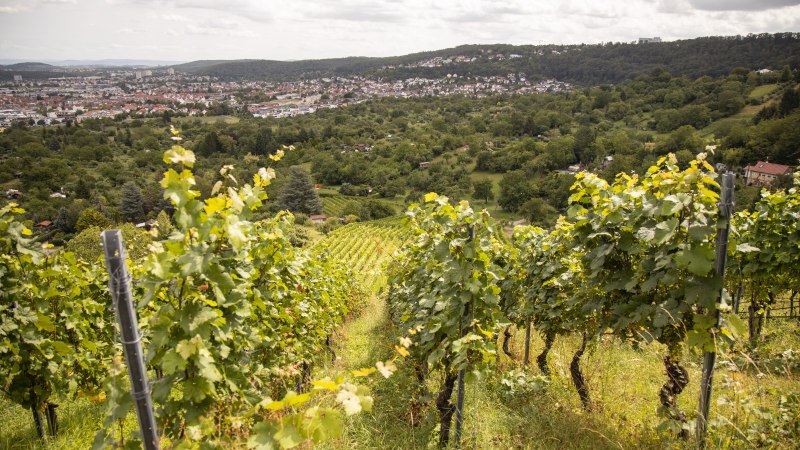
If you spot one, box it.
[1,0,800,62]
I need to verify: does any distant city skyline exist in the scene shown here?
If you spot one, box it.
[1,0,800,62]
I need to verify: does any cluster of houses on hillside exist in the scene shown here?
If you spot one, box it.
[380,48,578,71]
[1,63,574,128]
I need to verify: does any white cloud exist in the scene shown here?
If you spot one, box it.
[0,0,77,13]
[1,0,798,61]
[161,13,190,22]
[689,0,800,11]
[185,18,257,38]
[108,0,272,22]
[656,0,694,15]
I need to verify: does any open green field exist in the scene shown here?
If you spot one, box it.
[748,84,779,100]
[172,115,240,124]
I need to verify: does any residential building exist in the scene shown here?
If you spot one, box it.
[310,214,327,224]
[743,161,793,186]
[638,37,662,44]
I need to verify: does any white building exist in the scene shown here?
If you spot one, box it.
[638,37,662,44]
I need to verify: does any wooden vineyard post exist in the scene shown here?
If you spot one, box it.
[102,230,160,450]
[453,225,474,448]
[696,172,735,447]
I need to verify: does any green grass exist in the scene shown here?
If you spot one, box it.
[748,84,779,100]
[172,115,240,124]
[698,116,750,139]
[735,104,766,118]
[466,171,520,222]
[6,314,795,449]
[324,306,800,449]
[469,171,503,189]
[0,395,137,449]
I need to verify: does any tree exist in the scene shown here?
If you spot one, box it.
[120,181,145,223]
[498,170,535,213]
[519,197,558,227]
[358,199,395,221]
[780,65,792,82]
[573,125,596,164]
[66,223,151,262]
[778,86,800,117]
[74,178,91,199]
[195,131,224,156]
[76,207,111,232]
[658,126,703,155]
[472,179,494,205]
[278,166,323,215]
[53,207,71,233]
[377,179,405,198]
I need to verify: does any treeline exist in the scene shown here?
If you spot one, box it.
[524,33,800,85]
[181,33,800,85]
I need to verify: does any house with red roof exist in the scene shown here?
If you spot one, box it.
[743,161,793,186]
[310,214,328,224]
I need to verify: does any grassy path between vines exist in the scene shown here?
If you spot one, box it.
[324,293,800,449]
[321,294,646,450]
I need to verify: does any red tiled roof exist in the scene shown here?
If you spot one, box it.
[744,161,793,176]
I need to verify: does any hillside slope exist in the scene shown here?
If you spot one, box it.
[175,33,800,84]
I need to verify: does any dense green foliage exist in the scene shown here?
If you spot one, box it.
[1,131,407,449]
[388,194,507,375]
[0,203,112,415]
[385,154,769,441]
[733,173,800,344]
[91,132,376,448]
[386,193,523,445]
[66,223,152,262]
[564,155,742,351]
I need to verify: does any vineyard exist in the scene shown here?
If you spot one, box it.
[381,153,800,448]
[321,194,356,217]
[1,143,800,449]
[320,193,403,219]
[313,217,408,293]
[0,136,402,449]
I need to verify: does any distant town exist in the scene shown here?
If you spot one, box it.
[0,52,572,128]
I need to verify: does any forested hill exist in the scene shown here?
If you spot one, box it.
[0,62,56,71]
[173,56,386,81]
[176,33,800,84]
[0,62,85,81]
